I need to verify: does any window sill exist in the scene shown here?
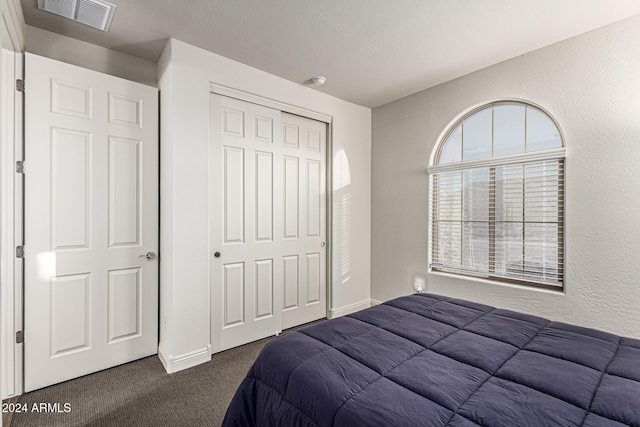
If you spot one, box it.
[428,269,565,295]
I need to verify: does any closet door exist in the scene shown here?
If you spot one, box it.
[210,95,283,351]
[279,112,327,330]
[210,95,327,352]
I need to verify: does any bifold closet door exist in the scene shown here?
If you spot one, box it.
[210,95,327,352]
[24,53,159,391]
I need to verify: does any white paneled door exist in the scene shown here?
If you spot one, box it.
[210,95,326,352]
[279,112,327,330]
[24,54,158,392]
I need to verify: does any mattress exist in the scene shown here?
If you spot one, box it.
[223,293,640,426]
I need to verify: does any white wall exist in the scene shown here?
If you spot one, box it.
[25,25,156,87]
[158,39,371,372]
[371,14,640,339]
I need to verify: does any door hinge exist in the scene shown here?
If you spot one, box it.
[16,160,24,174]
[16,331,24,344]
[16,245,24,258]
[16,79,24,92]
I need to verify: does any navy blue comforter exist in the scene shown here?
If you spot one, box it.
[223,293,640,426]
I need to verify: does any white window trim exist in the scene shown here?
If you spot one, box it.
[428,101,566,290]
[427,147,566,174]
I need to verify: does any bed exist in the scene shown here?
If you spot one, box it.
[223,293,640,426]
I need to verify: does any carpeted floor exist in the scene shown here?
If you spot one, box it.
[9,335,274,427]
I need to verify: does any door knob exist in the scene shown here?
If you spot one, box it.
[214,252,221,258]
[139,251,157,260]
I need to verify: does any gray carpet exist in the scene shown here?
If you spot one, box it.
[10,336,273,427]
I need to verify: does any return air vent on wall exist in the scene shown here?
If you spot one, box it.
[37,0,117,31]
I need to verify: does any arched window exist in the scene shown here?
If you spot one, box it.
[428,101,565,289]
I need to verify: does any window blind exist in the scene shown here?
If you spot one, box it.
[431,158,564,287]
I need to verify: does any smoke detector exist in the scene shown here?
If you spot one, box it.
[37,0,117,32]
[312,76,326,86]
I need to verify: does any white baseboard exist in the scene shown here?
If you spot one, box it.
[370,299,384,306]
[158,343,212,374]
[329,299,376,318]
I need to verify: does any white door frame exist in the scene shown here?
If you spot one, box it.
[1,0,25,399]
[208,83,334,334]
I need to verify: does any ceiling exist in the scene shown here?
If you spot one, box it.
[20,0,640,108]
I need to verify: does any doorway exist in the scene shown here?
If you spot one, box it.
[23,54,159,391]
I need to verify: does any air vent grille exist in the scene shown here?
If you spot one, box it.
[40,0,75,18]
[77,0,111,29]
[37,0,117,31]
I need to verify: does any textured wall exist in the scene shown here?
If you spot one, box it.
[371,15,640,338]
[25,26,157,87]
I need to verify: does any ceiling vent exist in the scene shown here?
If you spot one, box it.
[37,0,117,32]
